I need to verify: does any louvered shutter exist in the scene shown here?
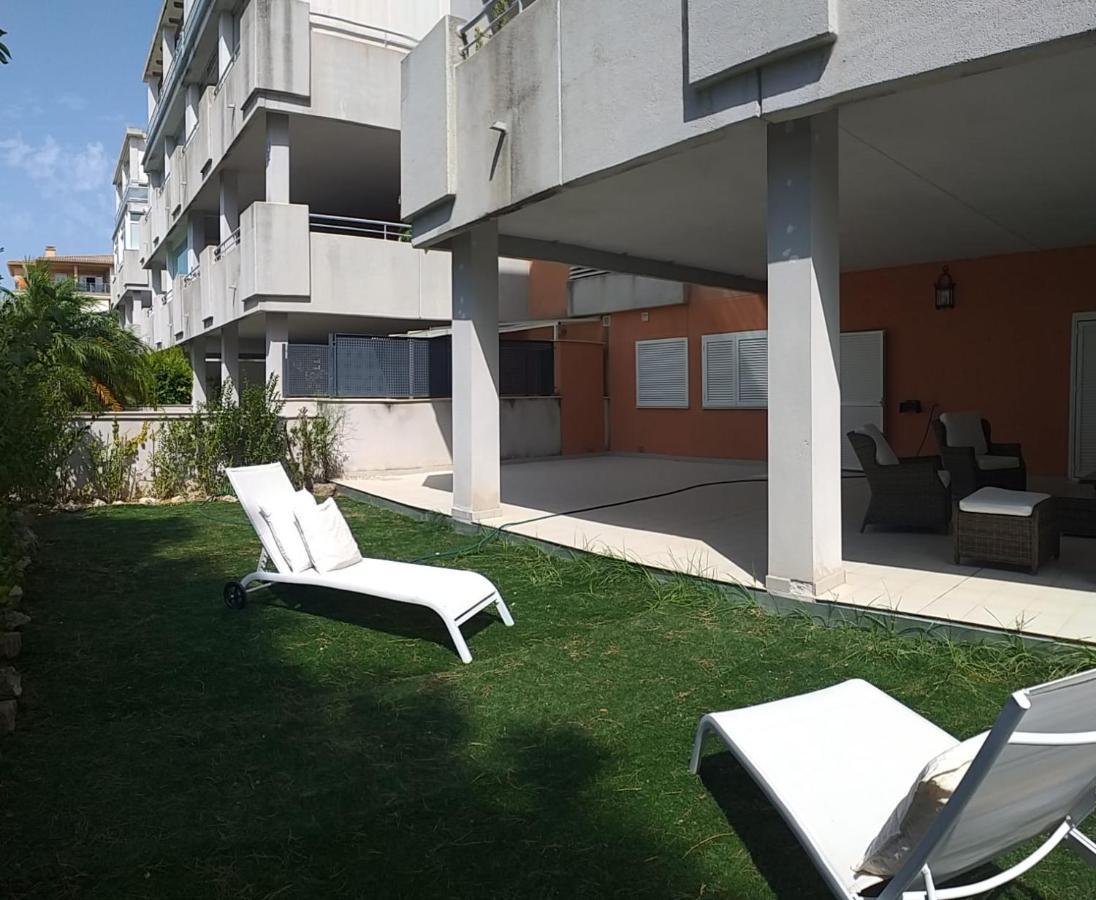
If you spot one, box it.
[636,338,689,408]
[702,335,737,408]
[840,330,885,471]
[1074,318,1096,477]
[736,334,768,407]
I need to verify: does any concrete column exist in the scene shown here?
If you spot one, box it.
[450,221,501,523]
[165,136,176,179]
[145,78,160,120]
[219,170,239,242]
[264,113,290,203]
[218,12,235,78]
[265,312,288,398]
[185,83,200,136]
[189,336,208,409]
[220,322,240,398]
[765,112,844,599]
[161,27,177,74]
[186,217,204,274]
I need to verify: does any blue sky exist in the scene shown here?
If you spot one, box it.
[1,1,152,262]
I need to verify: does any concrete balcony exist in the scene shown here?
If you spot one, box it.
[238,201,311,305]
[180,268,203,339]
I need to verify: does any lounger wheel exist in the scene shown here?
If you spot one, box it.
[223,581,247,610]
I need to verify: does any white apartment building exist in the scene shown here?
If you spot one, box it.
[111,129,153,342]
[131,0,537,404]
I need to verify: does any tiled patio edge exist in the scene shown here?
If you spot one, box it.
[335,481,1076,654]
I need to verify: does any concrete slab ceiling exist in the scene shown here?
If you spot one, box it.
[496,44,1096,283]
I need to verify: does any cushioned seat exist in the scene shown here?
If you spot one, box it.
[976,455,1021,471]
[959,487,1051,517]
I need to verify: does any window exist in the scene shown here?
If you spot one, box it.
[635,338,689,408]
[125,211,141,250]
[702,331,768,408]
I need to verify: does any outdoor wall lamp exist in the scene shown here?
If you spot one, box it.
[934,265,956,310]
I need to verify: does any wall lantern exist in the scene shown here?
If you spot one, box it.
[934,265,956,310]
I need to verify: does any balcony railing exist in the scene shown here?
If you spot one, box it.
[182,267,201,287]
[76,282,111,295]
[308,214,411,242]
[459,0,535,59]
[214,228,241,261]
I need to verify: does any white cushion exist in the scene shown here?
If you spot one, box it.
[259,489,316,573]
[857,732,988,878]
[294,498,362,574]
[940,412,987,456]
[855,423,899,466]
[959,486,1051,517]
[976,454,1021,471]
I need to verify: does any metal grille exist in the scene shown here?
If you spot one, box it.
[284,344,332,398]
[285,335,554,399]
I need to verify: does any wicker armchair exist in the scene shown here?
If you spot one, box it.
[932,416,1026,500]
[848,431,951,533]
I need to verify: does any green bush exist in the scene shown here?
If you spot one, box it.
[82,422,149,503]
[289,407,344,489]
[151,377,302,498]
[147,347,192,407]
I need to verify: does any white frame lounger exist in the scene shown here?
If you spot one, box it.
[690,671,1096,899]
[225,463,514,663]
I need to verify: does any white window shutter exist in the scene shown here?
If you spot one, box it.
[636,338,689,408]
[702,335,737,408]
[840,331,884,405]
[736,335,768,406]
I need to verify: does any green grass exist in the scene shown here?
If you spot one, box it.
[3,499,1096,899]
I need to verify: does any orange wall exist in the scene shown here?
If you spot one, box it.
[608,245,1096,475]
[527,261,571,320]
[609,287,769,458]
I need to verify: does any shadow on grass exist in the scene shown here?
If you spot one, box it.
[254,583,503,661]
[698,753,1051,900]
[7,509,721,899]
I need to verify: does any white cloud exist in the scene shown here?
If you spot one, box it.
[0,134,110,197]
[56,92,88,112]
[0,134,114,253]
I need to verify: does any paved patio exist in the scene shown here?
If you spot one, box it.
[339,454,1096,644]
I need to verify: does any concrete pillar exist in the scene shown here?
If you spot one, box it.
[186,217,204,274]
[145,79,159,120]
[220,322,240,398]
[265,312,288,398]
[219,170,239,242]
[185,83,200,136]
[165,136,176,180]
[218,12,235,78]
[765,111,844,599]
[190,336,208,409]
[161,27,177,74]
[450,221,501,523]
[264,113,290,203]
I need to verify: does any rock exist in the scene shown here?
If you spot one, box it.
[138,497,158,506]
[111,500,125,506]
[0,699,16,735]
[313,483,337,500]
[91,499,107,508]
[0,667,20,700]
[61,502,84,513]
[8,586,23,602]
[0,611,29,631]
[168,495,188,505]
[218,495,238,503]
[0,633,20,660]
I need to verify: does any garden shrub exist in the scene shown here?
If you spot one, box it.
[151,377,320,498]
[289,407,344,489]
[82,422,150,503]
[147,347,192,407]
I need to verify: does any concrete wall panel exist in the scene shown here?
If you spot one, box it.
[570,273,685,317]
[401,18,460,218]
[687,0,837,87]
[310,32,402,127]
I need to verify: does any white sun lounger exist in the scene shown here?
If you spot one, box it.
[225,463,513,663]
[690,671,1096,899]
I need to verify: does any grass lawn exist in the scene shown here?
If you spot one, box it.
[3,498,1096,899]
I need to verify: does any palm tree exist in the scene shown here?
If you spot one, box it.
[0,260,153,411]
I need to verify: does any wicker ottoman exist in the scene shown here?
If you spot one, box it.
[954,487,1060,573]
